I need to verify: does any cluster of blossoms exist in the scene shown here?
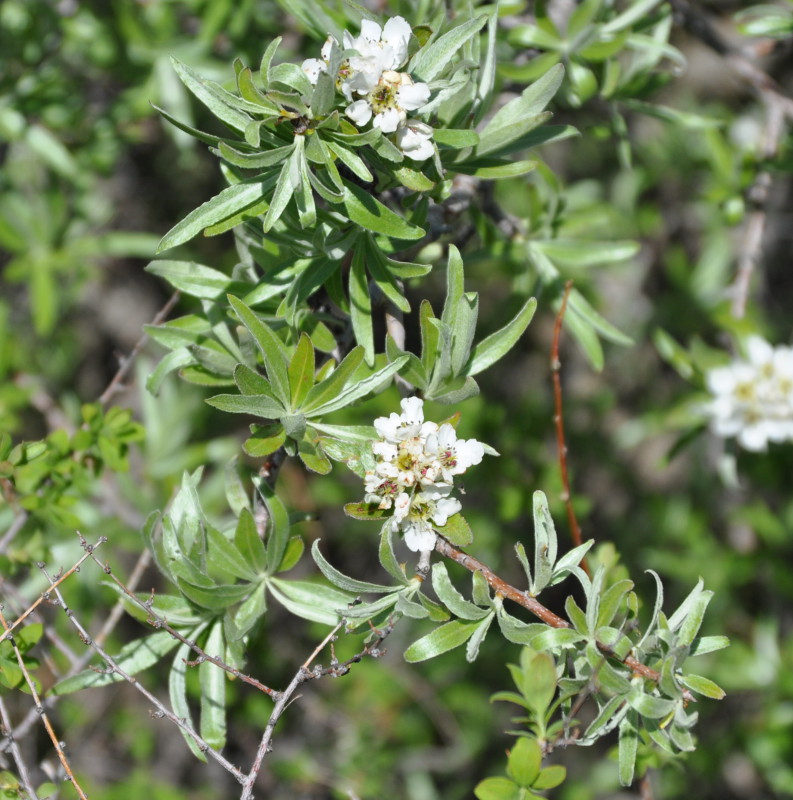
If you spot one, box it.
[706,336,793,451]
[363,397,486,553]
[302,17,434,161]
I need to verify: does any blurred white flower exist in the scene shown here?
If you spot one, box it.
[363,397,488,553]
[302,36,335,84]
[395,120,434,161]
[706,336,793,451]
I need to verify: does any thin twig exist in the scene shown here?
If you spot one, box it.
[97,289,181,407]
[0,695,39,800]
[668,0,793,317]
[36,558,246,785]
[240,618,394,800]
[0,607,89,800]
[551,280,588,574]
[434,536,664,683]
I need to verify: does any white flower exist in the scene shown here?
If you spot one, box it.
[706,336,793,451]
[395,120,434,161]
[340,16,413,99]
[424,423,485,483]
[302,36,336,84]
[345,71,430,134]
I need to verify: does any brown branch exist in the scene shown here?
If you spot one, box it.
[0,607,89,800]
[97,289,181,407]
[551,280,589,575]
[434,536,662,683]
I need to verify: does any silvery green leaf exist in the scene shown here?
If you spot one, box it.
[466,298,537,376]
[530,491,558,595]
[326,141,373,182]
[476,65,564,157]
[206,526,258,582]
[385,334,427,388]
[228,295,290,404]
[170,638,206,761]
[429,375,480,405]
[262,144,300,232]
[688,635,730,656]
[676,589,713,647]
[312,540,398,594]
[585,565,607,636]
[580,695,629,745]
[602,0,665,33]
[146,260,243,300]
[549,540,595,586]
[304,356,408,416]
[471,571,491,608]
[396,594,429,619]
[465,612,495,662]
[199,622,227,750]
[343,183,425,240]
[496,609,547,645]
[403,620,480,663]
[146,348,196,395]
[532,239,640,268]
[514,542,532,588]
[342,592,401,621]
[157,176,277,252]
[637,570,665,648]
[259,36,281,87]
[678,674,725,700]
[205,392,285,420]
[378,525,408,584]
[667,579,705,632]
[596,579,634,629]
[530,626,585,652]
[349,241,374,365]
[567,288,633,346]
[171,57,252,133]
[432,562,490,621]
[217,142,295,170]
[266,577,352,625]
[627,690,676,720]
[618,710,639,786]
[410,16,488,82]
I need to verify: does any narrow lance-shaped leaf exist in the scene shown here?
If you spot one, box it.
[199,622,227,750]
[466,298,537,376]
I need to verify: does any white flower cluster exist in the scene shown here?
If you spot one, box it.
[364,397,485,553]
[706,336,793,451]
[302,17,434,161]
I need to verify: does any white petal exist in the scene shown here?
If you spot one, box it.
[746,335,773,366]
[382,17,412,66]
[455,438,485,470]
[431,497,461,525]
[397,82,430,111]
[320,36,337,61]
[395,122,434,161]
[374,107,403,133]
[400,396,424,425]
[301,58,326,84]
[359,19,382,43]
[346,99,373,126]
[403,522,437,552]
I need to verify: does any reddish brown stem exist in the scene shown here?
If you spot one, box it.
[434,536,662,683]
[551,280,589,575]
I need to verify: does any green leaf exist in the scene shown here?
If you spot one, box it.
[530,491,558,595]
[343,502,390,521]
[262,143,300,232]
[678,674,726,700]
[206,392,285,420]
[343,183,425,240]
[157,176,276,252]
[350,241,374,365]
[432,563,490,620]
[533,764,566,790]
[288,333,315,410]
[171,57,252,132]
[312,540,398,594]
[244,423,287,457]
[467,298,537,376]
[474,777,522,800]
[267,578,352,625]
[404,620,480,663]
[206,526,258,582]
[277,535,304,573]
[436,513,473,547]
[254,478,291,575]
[628,691,676,719]
[521,650,557,717]
[434,129,480,148]
[410,16,489,82]
[305,356,408,416]
[234,508,267,574]
[228,295,290,404]
[301,346,365,412]
[476,65,564,157]
[176,579,252,611]
[199,622,227,750]
[688,635,730,656]
[52,631,180,694]
[507,737,541,787]
[618,711,639,787]
[170,637,206,761]
[145,260,242,300]
[379,525,408,583]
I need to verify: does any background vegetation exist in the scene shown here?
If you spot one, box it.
[1,0,792,798]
